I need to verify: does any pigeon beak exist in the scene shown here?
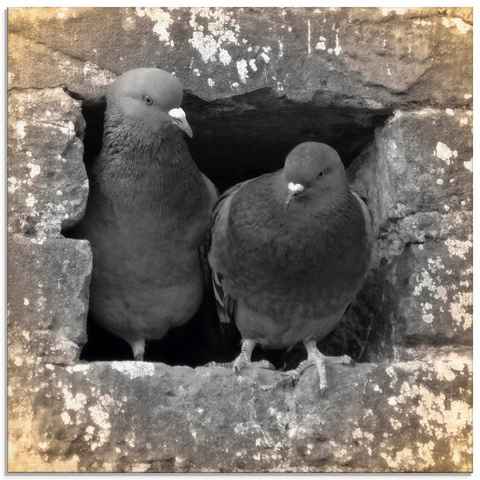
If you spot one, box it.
[285,182,305,208]
[168,107,193,138]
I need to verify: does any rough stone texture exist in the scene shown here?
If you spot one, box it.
[8,7,472,108]
[349,108,473,353]
[8,88,88,239]
[8,350,472,472]
[7,7,472,473]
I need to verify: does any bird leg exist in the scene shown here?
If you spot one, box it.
[233,339,274,373]
[130,339,146,361]
[305,340,353,395]
[276,341,353,393]
[305,340,328,394]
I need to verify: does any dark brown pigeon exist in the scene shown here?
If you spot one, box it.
[208,142,373,394]
[75,68,217,360]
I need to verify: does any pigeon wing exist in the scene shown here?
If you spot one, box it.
[209,179,255,324]
[198,173,219,287]
[351,190,374,265]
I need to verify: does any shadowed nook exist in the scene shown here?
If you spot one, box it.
[63,87,391,368]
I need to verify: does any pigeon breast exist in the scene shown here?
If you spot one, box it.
[212,173,371,320]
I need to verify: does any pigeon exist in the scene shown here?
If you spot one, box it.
[73,68,217,360]
[208,142,373,394]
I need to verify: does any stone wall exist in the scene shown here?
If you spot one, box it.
[7,7,472,472]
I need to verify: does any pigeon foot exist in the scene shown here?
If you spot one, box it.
[263,346,355,392]
[305,341,355,395]
[281,359,315,386]
[262,360,314,391]
[233,339,274,373]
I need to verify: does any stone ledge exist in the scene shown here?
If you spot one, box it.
[8,348,472,472]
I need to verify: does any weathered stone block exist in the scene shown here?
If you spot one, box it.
[8,7,472,108]
[8,89,88,239]
[8,349,472,472]
[351,108,473,236]
[348,108,472,352]
[392,240,472,345]
[8,235,91,364]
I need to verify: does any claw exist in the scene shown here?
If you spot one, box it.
[233,354,275,374]
[318,383,328,397]
[233,339,256,374]
[233,352,248,373]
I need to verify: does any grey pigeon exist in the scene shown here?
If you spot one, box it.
[208,142,373,394]
[76,68,217,360]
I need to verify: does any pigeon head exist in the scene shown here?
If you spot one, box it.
[283,142,347,207]
[108,67,193,138]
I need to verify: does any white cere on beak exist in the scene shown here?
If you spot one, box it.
[168,107,186,121]
[168,107,193,138]
[287,182,305,194]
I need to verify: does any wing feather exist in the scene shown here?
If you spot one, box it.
[209,179,253,324]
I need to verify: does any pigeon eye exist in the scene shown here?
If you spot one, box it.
[318,167,330,178]
[143,95,154,106]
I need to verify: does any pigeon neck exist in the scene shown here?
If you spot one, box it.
[99,104,204,205]
[102,105,167,156]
